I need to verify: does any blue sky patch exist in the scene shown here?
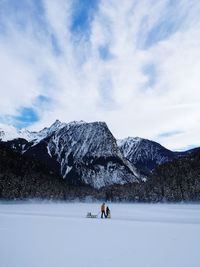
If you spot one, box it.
[13,107,39,128]
[144,21,175,48]
[99,44,113,60]
[143,64,156,88]
[70,0,99,36]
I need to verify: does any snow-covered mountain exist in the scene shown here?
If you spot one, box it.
[1,121,196,187]
[0,121,139,188]
[117,137,190,175]
[0,120,66,143]
[0,123,30,141]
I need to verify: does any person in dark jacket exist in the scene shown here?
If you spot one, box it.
[106,206,111,218]
[101,203,106,218]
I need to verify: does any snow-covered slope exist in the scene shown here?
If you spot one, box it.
[27,119,67,145]
[0,121,139,188]
[117,137,181,175]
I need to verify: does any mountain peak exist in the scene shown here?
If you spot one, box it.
[50,119,62,128]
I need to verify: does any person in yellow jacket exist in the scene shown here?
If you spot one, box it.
[101,203,106,218]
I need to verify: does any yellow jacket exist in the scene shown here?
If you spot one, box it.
[101,204,105,212]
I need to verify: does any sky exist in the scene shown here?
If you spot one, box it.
[0,0,200,151]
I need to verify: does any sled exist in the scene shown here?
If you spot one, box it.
[86,212,98,218]
[86,212,111,219]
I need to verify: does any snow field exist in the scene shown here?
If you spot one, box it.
[0,203,200,267]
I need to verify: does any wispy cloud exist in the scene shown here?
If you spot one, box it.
[157,131,183,139]
[0,0,200,150]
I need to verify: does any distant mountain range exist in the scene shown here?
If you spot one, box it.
[117,137,196,175]
[0,120,199,201]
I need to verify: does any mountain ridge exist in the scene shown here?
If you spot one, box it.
[0,120,198,188]
[0,120,200,201]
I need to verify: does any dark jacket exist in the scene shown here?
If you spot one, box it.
[106,206,110,216]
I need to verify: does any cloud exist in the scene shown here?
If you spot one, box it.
[0,0,200,150]
[157,131,183,139]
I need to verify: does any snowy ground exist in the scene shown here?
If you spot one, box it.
[0,202,200,267]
